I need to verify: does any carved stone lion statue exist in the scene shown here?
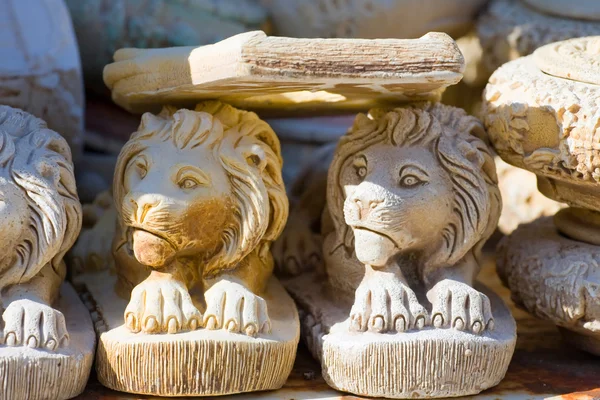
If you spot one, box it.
[321,102,501,334]
[112,101,288,336]
[0,106,82,350]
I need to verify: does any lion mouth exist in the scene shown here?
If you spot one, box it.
[351,225,399,249]
[129,226,178,250]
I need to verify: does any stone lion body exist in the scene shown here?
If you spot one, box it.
[113,101,288,335]
[0,106,82,350]
[278,103,500,334]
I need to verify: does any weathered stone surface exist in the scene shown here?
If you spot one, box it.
[103,31,465,115]
[0,0,84,157]
[66,0,268,93]
[483,43,600,211]
[76,271,299,396]
[0,106,92,400]
[477,0,600,80]
[0,284,95,400]
[286,273,516,399]
[498,217,600,355]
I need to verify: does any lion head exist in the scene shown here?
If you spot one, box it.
[0,106,82,289]
[327,102,500,272]
[113,101,288,279]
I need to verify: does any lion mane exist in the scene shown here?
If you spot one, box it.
[113,101,288,278]
[327,102,501,269]
[0,106,82,289]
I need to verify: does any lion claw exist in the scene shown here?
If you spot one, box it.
[2,299,69,351]
[349,272,428,333]
[427,279,494,335]
[124,276,202,334]
[204,280,271,337]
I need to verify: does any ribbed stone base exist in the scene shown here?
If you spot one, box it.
[285,273,516,399]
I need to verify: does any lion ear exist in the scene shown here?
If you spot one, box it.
[243,143,267,172]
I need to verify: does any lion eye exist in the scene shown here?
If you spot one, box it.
[179,178,199,190]
[355,166,367,178]
[399,175,422,187]
[136,162,147,179]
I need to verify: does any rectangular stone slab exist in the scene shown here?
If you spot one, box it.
[103,31,464,116]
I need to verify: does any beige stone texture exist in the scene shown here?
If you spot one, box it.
[0,0,84,158]
[262,0,487,40]
[495,156,565,234]
[534,36,600,86]
[76,270,298,396]
[483,44,600,212]
[74,101,300,395]
[484,36,600,355]
[0,106,92,399]
[1,284,95,400]
[65,0,268,94]
[477,0,600,81]
[283,103,515,398]
[497,217,600,355]
[286,273,516,398]
[102,31,465,115]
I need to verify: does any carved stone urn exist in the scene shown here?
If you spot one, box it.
[483,36,600,354]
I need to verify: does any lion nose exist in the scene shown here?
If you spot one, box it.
[354,198,382,220]
[130,196,160,223]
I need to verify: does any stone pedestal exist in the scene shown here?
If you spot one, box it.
[76,271,299,396]
[0,284,95,400]
[285,273,516,399]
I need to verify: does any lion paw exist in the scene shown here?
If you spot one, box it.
[124,276,202,334]
[2,299,69,351]
[203,280,271,337]
[350,274,428,333]
[427,279,494,334]
[272,212,322,276]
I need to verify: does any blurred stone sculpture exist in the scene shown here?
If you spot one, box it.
[262,0,486,39]
[478,0,600,81]
[285,103,516,398]
[0,0,84,158]
[75,101,299,396]
[65,0,268,94]
[0,106,93,400]
[484,36,600,355]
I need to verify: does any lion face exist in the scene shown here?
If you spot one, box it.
[121,141,234,268]
[113,102,288,280]
[342,143,453,267]
[327,103,501,277]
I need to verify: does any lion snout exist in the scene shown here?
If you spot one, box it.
[345,184,385,223]
[126,193,163,224]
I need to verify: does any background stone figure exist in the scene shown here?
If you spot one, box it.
[484,36,600,355]
[0,0,84,158]
[0,106,93,400]
[66,0,268,94]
